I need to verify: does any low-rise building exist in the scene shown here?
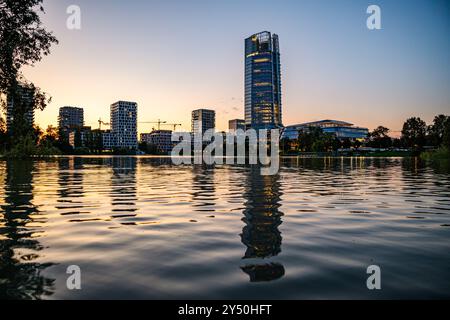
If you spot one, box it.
[140,130,173,154]
[101,130,115,150]
[229,119,246,132]
[68,126,92,148]
[282,120,369,141]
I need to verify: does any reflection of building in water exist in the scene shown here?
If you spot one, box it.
[240,166,285,282]
[58,157,84,199]
[0,161,55,299]
[108,157,138,222]
[241,263,285,282]
[191,165,216,211]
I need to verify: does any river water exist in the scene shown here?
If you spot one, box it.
[0,156,449,299]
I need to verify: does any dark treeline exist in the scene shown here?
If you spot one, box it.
[0,0,58,157]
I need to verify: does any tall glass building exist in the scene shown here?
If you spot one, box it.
[245,31,282,130]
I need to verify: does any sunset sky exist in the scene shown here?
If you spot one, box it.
[17,0,450,134]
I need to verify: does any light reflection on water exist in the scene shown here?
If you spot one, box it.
[0,156,449,299]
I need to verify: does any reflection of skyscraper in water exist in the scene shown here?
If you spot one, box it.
[240,166,285,282]
[0,161,55,299]
[109,157,138,224]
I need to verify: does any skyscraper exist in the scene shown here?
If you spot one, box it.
[191,109,216,135]
[111,101,138,149]
[245,31,282,130]
[58,106,84,129]
[6,83,35,133]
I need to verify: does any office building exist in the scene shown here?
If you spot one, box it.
[282,120,369,141]
[111,101,138,149]
[68,126,92,148]
[140,130,173,154]
[58,106,84,141]
[101,130,115,150]
[6,83,35,133]
[58,106,84,129]
[245,31,282,130]
[191,109,215,135]
[229,119,246,132]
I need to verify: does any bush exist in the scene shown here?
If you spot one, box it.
[420,147,450,161]
[3,134,61,158]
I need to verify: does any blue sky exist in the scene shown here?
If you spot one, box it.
[22,0,450,133]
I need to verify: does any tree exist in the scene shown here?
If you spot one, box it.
[443,117,450,150]
[368,126,392,149]
[298,126,324,152]
[401,117,427,151]
[353,139,362,150]
[44,125,58,142]
[392,138,403,149]
[0,115,5,131]
[0,114,6,150]
[139,141,158,155]
[342,138,352,149]
[0,0,58,140]
[427,115,449,147]
[370,126,390,139]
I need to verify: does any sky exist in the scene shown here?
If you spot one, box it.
[17,0,450,135]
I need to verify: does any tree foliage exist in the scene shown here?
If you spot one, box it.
[443,117,450,150]
[427,115,449,147]
[368,126,392,149]
[297,127,340,152]
[0,0,58,141]
[401,117,427,150]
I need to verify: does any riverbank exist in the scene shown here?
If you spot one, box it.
[281,150,412,157]
[420,148,450,161]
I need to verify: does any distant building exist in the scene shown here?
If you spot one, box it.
[111,101,138,150]
[6,83,35,133]
[140,130,173,154]
[101,130,115,150]
[68,126,92,148]
[58,106,84,129]
[58,106,84,141]
[191,109,215,135]
[282,120,369,141]
[229,119,246,132]
[245,31,282,130]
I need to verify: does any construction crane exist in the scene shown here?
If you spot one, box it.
[139,120,167,131]
[162,123,182,131]
[98,118,110,130]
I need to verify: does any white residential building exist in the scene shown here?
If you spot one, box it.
[110,101,138,150]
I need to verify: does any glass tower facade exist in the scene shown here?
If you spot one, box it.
[245,31,282,130]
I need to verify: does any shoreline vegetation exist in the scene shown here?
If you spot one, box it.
[1,115,450,160]
[420,147,450,162]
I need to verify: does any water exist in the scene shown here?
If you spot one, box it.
[0,156,449,300]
